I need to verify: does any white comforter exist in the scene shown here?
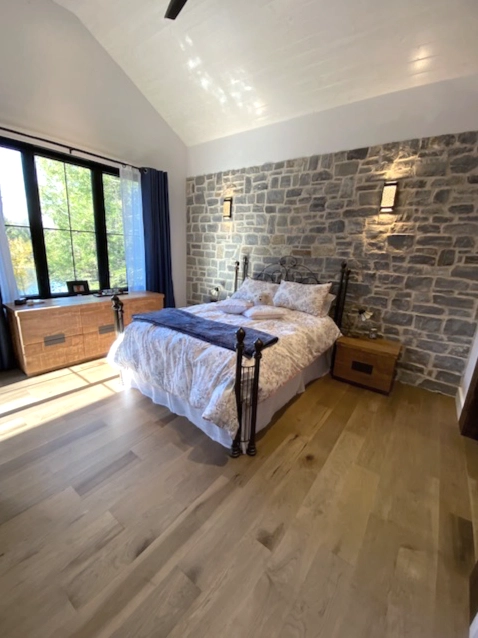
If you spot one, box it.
[110,304,341,437]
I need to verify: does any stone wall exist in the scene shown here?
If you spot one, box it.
[186,131,478,395]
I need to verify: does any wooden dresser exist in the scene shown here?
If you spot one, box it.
[333,336,401,395]
[5,292,164,376]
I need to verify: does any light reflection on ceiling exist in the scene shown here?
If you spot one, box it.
[54,0,478,146]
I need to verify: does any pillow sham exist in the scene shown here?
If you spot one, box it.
[216,299,253,315]
[273,280,332,316]
[243,305,286,320]
[322,294,336,316]
[231,277,279,302]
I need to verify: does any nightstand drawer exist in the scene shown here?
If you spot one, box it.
[333,338,401,394]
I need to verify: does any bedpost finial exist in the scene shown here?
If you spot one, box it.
[236,327,246,343]
[112,294,124,311]
[254,338,264,354]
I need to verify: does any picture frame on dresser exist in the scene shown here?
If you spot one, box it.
[67,280,90,295]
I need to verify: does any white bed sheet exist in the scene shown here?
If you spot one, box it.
[123,350,332,449]
[110,303,340,437]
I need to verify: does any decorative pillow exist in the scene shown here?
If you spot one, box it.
[253,292,273,306]
[231,278,279,302]
[243,305,286,320]
[216,299,253,315]
[321,294,336,316]
[273,280,332,316]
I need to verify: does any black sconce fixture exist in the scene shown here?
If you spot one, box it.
[380,181,398,213]
[223,196,233,219]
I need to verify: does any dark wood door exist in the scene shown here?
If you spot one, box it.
[460,356,478,440]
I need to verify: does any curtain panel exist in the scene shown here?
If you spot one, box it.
[0,189,17,370]
[141,168,175,307]
[120,166,146,292]
[0,285,15,371]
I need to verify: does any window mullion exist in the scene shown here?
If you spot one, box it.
[92,170,109,290]
[21,152,50,298]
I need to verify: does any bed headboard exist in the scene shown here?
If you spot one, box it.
[233,255,351,329]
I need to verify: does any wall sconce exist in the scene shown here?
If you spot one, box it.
[223,196,233,219]
[380,181,398,213]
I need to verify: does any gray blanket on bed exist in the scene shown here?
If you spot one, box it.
[132,308,278,357]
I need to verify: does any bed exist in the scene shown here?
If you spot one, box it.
[109,257,350,457]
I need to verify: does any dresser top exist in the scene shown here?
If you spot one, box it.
[4,291,164,315]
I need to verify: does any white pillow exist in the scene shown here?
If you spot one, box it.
[273,280,332,316]
[243,305,286,320]
[231,277,279,302]
[216,299,253,315]
[322,294,336,316]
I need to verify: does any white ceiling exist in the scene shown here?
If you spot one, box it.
[54,0,478,147]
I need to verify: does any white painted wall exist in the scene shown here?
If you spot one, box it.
[457,327,478,416]
[470,610,478,638]
[188,74,478,176]
[0,0,187,306]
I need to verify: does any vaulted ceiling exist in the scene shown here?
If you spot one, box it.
[54,0,478,146]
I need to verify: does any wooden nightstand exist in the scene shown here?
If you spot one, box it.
[333,336,401,395]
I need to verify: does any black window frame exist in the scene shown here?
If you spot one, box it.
[0,135,125,299]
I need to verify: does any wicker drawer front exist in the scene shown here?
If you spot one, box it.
[24,336,84,375]
[334,345,397,394]
[6,292,163,376]
[122,297,163,326]
[19,308,82,346]
[83,330,116,359]
[80,303,114,334]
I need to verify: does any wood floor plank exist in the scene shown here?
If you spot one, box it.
[0,368,474,638]
[166,536,269,638]
[72,450,140,497]
[60,475,236,638]
[108,566,201,638]
[277,544,352,638]
[0,511,124,605]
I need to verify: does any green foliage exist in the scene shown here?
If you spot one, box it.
[6,226,38,296]
[103,174,127,288]
[36,157,99,291]
[5,155,126,296]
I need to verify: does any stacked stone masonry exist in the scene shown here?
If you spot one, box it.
[186,131,478,396]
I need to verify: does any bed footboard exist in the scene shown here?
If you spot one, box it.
[112,295,124,334]
[111,296,263,457]
[231,328,264,458]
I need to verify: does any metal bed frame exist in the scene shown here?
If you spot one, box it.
[112,256,350,458]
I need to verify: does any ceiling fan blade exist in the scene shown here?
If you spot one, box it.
[165,0,189,20]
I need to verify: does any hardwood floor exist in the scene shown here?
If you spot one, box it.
[0,360,477,637]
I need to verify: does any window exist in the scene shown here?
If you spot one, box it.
[0,148,38,297]
[103,174,127,289]
[0,138,126,298]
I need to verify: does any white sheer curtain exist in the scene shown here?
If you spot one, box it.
[120,166,146,292]
[0,185,19,303]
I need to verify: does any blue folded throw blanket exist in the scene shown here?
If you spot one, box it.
[132,308,278,357]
